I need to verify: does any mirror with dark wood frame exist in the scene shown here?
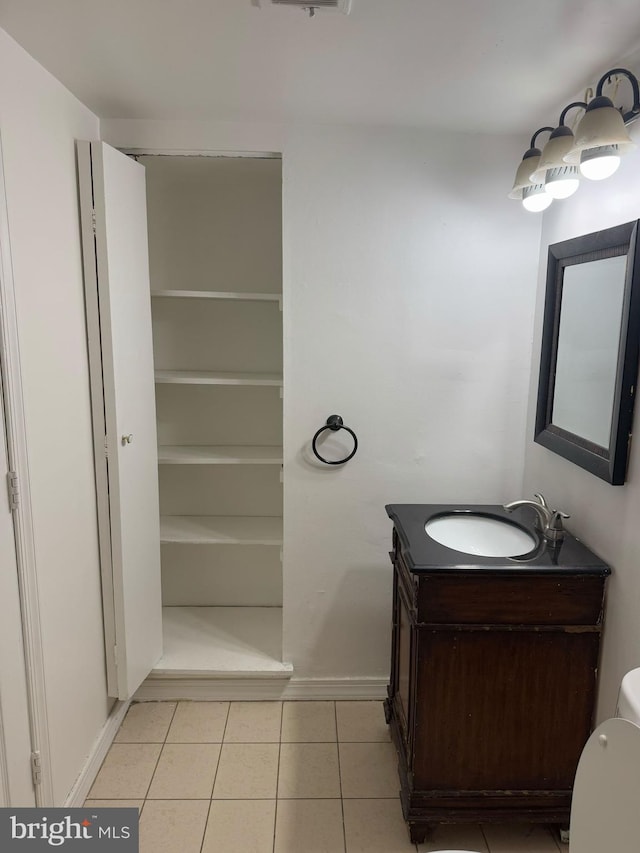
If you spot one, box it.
[535,220,640,485]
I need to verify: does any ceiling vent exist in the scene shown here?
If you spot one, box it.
[255,0,352,14]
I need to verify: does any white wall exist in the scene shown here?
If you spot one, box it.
[104,117,542,682]
[0,29,109,802]
[281,124,541,678]
[523,118,640,721]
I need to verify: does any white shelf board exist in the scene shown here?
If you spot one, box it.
[153,606,292,677]
[160,515,283,545]
[151,289,280,302]
[158,445,283,465]
[155,369,283,387]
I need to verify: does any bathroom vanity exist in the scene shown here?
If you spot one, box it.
[384,503,611,843]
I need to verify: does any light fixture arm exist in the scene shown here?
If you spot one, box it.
[559,101,587,126]
[530,127,554,149]
[595,68,640,121]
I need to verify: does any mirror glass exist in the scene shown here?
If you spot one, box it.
[535,221,640,485]
[552,255,626,446]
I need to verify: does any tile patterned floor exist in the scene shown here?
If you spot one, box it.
[86,700,568,853]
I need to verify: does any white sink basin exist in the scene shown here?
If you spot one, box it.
[425,513,536,557]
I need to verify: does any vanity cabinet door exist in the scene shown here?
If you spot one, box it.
[411,627,600,792]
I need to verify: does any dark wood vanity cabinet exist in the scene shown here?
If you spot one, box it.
[385,525,609,843]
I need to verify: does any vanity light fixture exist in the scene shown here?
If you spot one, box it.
[508,127,554,212]
[510,67,640,210]
[567,68,640,180]
[530,102,586,199]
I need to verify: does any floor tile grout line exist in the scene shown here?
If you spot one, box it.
[334,702,348,853]
[96,794,416,801]
[273,701,285,853]
[163,701,179,744]
[199,705,229,851]
[211,702,232,799]
[137,701,179,817]
[220,701,233,745]
[198,770,219,853]
[157,739,391,745]
[161,700,179,745]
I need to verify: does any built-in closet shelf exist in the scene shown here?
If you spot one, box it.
[158,445,284,465]
[151,289,281,303]
[155,369,283,387]
[160,515,283,545]
[152,606,292,677]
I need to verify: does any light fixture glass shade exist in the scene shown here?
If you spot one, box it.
[529,126,580,199]
[522,184,552,212]
[565,96,636,165]
[530,128,578,182]
[579,146,621,180]
[508,150,541,199]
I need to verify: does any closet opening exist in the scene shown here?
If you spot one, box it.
[141,153,287,684]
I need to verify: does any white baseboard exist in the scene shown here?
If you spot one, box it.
[284,678,388,700]
[134,676,388,702]
[64,700,130,807]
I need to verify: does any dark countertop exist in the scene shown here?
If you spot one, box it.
[386,503,611,576]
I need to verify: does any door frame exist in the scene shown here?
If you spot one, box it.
[0,130,53,805]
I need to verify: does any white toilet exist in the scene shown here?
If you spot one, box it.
[430,668,640,853]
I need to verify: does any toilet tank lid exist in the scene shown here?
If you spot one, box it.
[617,668,640,724]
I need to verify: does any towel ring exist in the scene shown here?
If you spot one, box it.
[312,415,358,465]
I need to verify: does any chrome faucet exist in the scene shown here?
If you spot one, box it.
[503,493,569,543]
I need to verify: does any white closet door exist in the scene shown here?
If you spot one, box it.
[78,141,162,700]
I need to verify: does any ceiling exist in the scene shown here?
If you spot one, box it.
[2,0,640,134]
